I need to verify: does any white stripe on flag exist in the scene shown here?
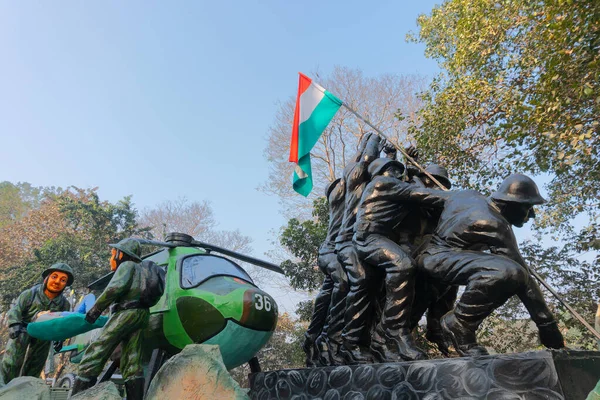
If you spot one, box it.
[299,83,325,125]
[295,164,308,179]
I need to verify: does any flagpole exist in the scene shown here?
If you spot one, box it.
[311,80,449,191]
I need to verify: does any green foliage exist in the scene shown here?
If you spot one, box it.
[0,186,149,307]
[408,0,600,255]
[295,300,315,322]
[0,182,44,228]
[279,197,329,291]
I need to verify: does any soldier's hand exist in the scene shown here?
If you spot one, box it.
[85,307,101,324]
[538,321,565,349]
[405,145,419,162]
[53,341,63,353]
[383,142,397,156]
[8,323,23,339]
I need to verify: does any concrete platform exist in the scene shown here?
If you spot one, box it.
[249,350,600,400]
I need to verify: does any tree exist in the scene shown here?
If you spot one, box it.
[138,197,265,282]
[279,197,328,291]
[262,66,428,217]
[138,197,252,252]
[138,197,216,241]
[0,186,147,308]
[407,0,600,254]
[0,182,45,228]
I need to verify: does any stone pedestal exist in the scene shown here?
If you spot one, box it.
[249,350,600,400]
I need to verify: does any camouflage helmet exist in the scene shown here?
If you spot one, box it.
[109,238,142,262]
[491,174,546,205]
[42,262,75,286]
[324,178,343,198]
[368,158,405,178]
[418,164,452,189]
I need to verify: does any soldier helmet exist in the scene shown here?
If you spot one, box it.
[418,164,452,189]
[324,178,343,198]
[42,262,75,286]
[109,238,143,262]
[368,158,405,178]
[491,174,546,205]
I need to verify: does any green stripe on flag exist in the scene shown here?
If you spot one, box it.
[293,91,342,197]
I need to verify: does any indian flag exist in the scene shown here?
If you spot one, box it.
[289,73,343,197]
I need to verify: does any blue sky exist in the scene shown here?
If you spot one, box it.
[0,1,446,311]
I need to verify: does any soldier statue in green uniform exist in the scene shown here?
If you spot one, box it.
[71,238,154,400]
[0,263,74,385]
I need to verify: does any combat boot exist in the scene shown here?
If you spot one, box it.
[314,335,331,366]
[425,329,451,356]
[369,330,401,363]
[70,376,97,396]
[325,339,345,366]
[537,321,565,349]
[441,313,489,357]
[302,335,318,368]
[391,330,428,361]
[125,377,145,400]
[339,343,370,365]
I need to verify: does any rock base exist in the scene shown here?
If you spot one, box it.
[70,381,122,400]
[0,377,50,400]
[249,350,600,400]
[146,344,249,400]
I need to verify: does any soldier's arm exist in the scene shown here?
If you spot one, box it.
[482,223,528,267]
[361,134,382,163]
[374,178,449,208]
[353,132,373,161]
[404,185,450,208]
[92,263,135,313]
[7,289,34,327]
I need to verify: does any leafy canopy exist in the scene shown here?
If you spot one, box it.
[408,0,600,253]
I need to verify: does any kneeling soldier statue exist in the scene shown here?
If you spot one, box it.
[418,174,565,356]
[1,263,74,384]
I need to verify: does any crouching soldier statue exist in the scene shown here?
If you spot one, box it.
[418,174,565,356]
[1,263,74,384]
[72,238,164,400]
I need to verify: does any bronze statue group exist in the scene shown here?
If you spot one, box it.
[0,238,156,400]
[302,133,565,367]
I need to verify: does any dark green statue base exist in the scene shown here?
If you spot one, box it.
[249,350,600,400]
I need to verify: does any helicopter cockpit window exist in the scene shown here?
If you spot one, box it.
[180,255,254,289]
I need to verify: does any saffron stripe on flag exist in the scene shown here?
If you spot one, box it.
[289,73,312,163]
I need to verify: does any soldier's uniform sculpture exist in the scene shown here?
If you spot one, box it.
[352,159,449,362]
[335,132,392,364]
[71,238,150,400]
[406,164,458,355]
[418,174,565,356]
[0,263,74,384]
[303,178,347,366]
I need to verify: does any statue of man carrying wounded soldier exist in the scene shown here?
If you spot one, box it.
[302,136,565,366]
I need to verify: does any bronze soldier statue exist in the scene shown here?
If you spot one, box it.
[1,263,74,384]
[335,132,393,364]
[302,178,348,367]
[418,174,565,356]
[407,164,458,355]
[352,159,449,362]
[72,238,162,400]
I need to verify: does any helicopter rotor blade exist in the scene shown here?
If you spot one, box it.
[190,240,284,275]
[135,238,178,248]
